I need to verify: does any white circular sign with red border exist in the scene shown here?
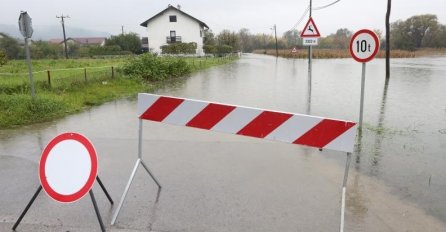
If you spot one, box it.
[349,29,380,63]
[39,132,98,203]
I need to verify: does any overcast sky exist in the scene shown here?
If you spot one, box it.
[2,0,446,38]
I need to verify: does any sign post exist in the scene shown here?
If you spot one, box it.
[13,132,113,232]
[349,29,380,131]
[301,17,321,115]
[18,11,36,100]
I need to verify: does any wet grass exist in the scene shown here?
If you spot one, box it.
[255,48,446,59]
[0,56,238,129]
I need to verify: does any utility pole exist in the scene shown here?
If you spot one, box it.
[385,0,391,79]
[274,24,278,57]
[56,14,70,59]
[121,25,124,35]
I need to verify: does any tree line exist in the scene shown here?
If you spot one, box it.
[0,32,142,62]
[207,14,446,52]
[1,14,445,64]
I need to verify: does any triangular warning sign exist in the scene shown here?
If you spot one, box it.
[300,17,321,38]
[291,47,298,53]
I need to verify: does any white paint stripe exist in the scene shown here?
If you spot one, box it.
[324,124,357,153]
[211,107,262,134]
[163,99,208,126]
[265,115,323,143]
[137,93,160,116]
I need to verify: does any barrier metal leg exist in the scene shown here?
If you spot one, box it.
[12,185,42,231]
[111,158,141,225]
[90,190,106,232]
[96,176,114,205]
[340,152,352,232]
[141,160,162,189]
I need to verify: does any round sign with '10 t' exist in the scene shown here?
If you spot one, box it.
[349,29,380,63]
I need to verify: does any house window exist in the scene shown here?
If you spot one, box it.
[169,15,177,22]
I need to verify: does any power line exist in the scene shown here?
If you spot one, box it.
[288,0,342,32]
[313,0,342,10]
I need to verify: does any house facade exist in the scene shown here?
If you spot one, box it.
[140,5,209,55]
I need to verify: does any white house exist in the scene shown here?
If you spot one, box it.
[140,5,209,56]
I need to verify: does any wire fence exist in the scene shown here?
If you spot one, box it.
[0,66,121,94]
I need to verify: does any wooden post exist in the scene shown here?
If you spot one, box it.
[84,68,87,82]
[111,66,115,78]
[47,70,51,87]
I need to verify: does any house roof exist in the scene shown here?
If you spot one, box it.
[140,5,209,29]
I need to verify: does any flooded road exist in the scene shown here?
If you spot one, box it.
[156,54,446,218]
[1,54,446,231]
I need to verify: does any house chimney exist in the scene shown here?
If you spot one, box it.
[177,4,181,10]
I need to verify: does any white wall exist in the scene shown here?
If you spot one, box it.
[146,8,204,55]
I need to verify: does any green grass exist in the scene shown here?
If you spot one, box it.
[0,56,237,129]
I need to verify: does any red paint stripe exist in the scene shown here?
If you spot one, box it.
[186,103,236,130]
[140,97,184,121]
[293,119,356,148]
[237,111,293,138]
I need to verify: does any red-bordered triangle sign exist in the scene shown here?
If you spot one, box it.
[300,17,321,37]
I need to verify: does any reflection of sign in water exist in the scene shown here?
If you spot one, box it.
[39,132,98,203]
[300,17,321,38]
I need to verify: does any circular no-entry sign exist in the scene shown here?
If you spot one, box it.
[349,29,380,63]
[39,132,98,203]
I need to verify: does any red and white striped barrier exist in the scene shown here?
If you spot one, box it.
[137,93,357,153]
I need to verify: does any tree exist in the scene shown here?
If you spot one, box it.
[0,50,7,66]
[332,28,352,49]
[283,30,301,48]
[203,29,216,46]
[0,33,22,59]
[391,14,441,50]
[237,28,254,52]
[217,30,239,51]
[106,33,142,54]
[31,40,60,59]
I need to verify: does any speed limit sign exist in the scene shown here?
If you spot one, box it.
[349,29,380,63]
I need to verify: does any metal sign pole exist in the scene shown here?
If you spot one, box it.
[339,152,352,232]
[24,37,36,100]
[359,63,366,130]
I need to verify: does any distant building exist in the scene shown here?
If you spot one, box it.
[140,4,209,55]
[49,37,106,46]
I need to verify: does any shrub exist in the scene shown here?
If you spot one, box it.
[161,42,197,54]
[122,53,191,81]
[0,50,7,66]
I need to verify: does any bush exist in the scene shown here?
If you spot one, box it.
[203,45,233,56]
[161,42,197,54]
[122,53,191,81]
[0,50,7,66]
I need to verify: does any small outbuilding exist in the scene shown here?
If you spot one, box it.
[140,4,209,56]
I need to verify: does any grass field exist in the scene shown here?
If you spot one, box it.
[0,56,237,128]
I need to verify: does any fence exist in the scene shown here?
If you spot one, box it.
[0,66,120,94]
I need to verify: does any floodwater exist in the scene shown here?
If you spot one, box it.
[1,53,446,231]
[156,54,446,222]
